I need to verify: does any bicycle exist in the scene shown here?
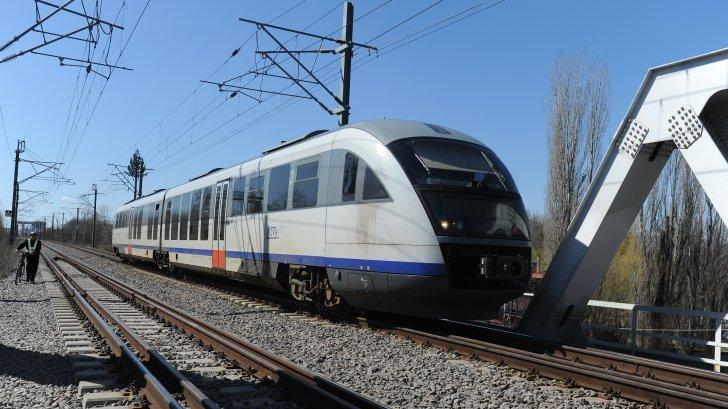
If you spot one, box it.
[14,252,27,285]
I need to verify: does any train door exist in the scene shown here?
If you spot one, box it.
[212,180,229,269]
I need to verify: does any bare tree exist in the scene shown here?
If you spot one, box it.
[542,54,611,267]
[637,153,728,350]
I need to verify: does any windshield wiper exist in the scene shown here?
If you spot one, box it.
[479,151,507,190]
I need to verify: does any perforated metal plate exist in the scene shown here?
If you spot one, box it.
[668,105,703,149]
[618,119,649,159]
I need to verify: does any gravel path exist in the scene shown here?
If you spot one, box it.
[50,243,641,408]
[0,260,81,408]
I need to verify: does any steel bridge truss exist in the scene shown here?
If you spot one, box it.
[519,48,728,345]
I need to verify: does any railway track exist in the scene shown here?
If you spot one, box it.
[41,252,185,408]
[43,243,386,409]
[54,241,728,408]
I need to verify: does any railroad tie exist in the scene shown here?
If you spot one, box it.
[41,268,126,400]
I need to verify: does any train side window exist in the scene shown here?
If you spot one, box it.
[200,186,212,240]
[137,206,144,239]
[247,175,264,214]
[171,196,180,240]
[293,160,318,208]
[213,185,221,239]
[363,166,390,201]
[267,164,290,211]
[189,189,201,240]
[342,153,358,202]
[179,192,191,240]
[219,183,228,240]
[231,177,246,216]
[146,205,153,240]
[164,200,172,240]
[152,203,160,240]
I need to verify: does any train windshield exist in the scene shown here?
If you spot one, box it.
[389,137,528,240]
[388,138,518,192]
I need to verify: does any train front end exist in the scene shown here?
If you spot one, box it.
[387,133,531,319]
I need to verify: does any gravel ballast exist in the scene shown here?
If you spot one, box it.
[0,261,81,408]
[50,243,641,408]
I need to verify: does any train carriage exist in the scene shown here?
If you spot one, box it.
[112,119,531,319]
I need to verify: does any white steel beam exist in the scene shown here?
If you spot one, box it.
[518,48,728,344]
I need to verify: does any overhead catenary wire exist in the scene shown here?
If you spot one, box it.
[150,0,506,173]
[138,0,344,160]
[144,0,391,169]
[61,0,151,178]
[53,0,127,166]
[0,103,11,158]
[114,0,315,164]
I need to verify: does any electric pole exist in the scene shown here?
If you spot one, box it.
[212,2,375,127]
[92,184,98,248]
[339,2,354,126]
[75,207,79,244]
[61,212,65,242]
[9,140,25,244]
[51,213,55,240]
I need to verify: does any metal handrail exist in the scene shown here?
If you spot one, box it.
[505,293,727,372]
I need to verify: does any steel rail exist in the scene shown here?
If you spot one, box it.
[41,252,184,409]
[56,241,728,407]
[425,318,728,396]
[46,243,386,409]
[357,317,728,408]
[44,251,217,409]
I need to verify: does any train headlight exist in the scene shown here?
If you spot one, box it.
[454,220,464,231]
[440,219,450,230]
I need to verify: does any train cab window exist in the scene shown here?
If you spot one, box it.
[164,200,172,240]
[247,175,264,214]
[189,189,201,240]
[363,166,389,201]
[231,177,246,216]
[200,186,212,240]
[293,160,318,208]
[267,164,290,212]
[179,192,191,240]
[342,153,358,202]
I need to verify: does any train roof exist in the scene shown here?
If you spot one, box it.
[116,119,486,211]
[261,119,483,154]
[344,119,483,147]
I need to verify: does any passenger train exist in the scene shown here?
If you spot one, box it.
[112,120,531,319]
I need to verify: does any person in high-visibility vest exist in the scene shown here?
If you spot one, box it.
[16,232,42,283]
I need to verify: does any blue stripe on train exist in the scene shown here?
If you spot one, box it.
[116,243,446,276]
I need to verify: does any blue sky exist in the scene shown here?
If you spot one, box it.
[2,0,728,225]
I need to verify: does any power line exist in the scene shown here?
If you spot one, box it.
[364,0,444,45]
[153,1,507,172]
[0,104,11,157]
[148,0,393,170]
[61,0,151,177]
[114,0,315,164]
